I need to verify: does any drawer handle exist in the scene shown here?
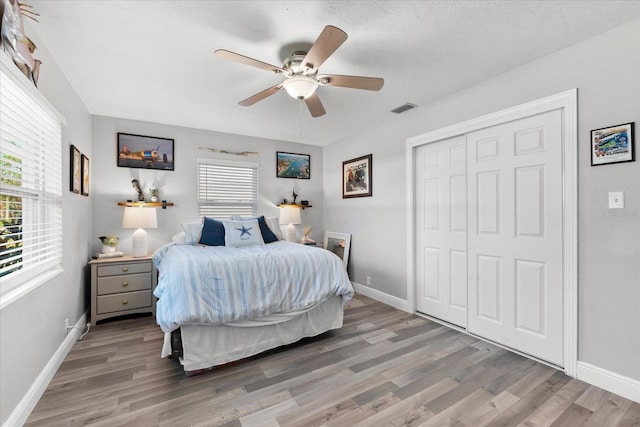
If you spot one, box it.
[122,267,129,272]
[122,299,128,305]
[122,281,128,287]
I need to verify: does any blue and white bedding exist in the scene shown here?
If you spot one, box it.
[153,241,354,333]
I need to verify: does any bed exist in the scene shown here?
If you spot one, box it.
[152,216,354,373]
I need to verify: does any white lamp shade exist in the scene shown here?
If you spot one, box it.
[122,207,157,257]
[122,207,158,229]
[279,206,301,225]
[279,206,301,242]
[282,76,318,100]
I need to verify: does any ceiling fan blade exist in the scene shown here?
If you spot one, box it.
[238,84,282,106]
[215,49,284,74]
[304,93,326,117]
[302,25,348,71]
[317,74,384,91]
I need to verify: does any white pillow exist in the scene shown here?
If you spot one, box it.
[232,215,283,241]
[265,216,283,240]
[222,219,264,247]
[172,231,187,245]
[182,221,203,244]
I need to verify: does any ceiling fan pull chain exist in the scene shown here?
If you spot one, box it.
[299,99,303,136]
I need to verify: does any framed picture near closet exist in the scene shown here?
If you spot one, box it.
[343,154,372,198]
[590,122,634,166]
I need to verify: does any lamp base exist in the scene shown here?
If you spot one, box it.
[285,223,296,242]
[131,228,148,257]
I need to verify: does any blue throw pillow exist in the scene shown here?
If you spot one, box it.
[256,215,278,243]
[199,217,225,246]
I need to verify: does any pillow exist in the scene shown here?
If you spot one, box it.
[199,217,226,246]
[182,221,204,244]
[172,231,187,245]
[222,219,265,247]
[264,216,283,241]
[232,215,280,243]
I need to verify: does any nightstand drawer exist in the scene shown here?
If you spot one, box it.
[97,290,152,314]
[97,272,152,295]
[97,262,151,277]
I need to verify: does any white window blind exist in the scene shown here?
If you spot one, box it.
[0,63,63,296]
[198,159,258,219]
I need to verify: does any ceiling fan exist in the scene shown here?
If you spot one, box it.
[214,25,384,117]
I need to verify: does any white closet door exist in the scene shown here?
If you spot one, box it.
[415,135,467,328]
[467,109,563,366]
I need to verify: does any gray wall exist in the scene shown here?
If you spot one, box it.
[91,116,324,254]
[0,32,93,423]
[323,19,640,380]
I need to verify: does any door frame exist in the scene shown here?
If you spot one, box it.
[405,89,578,376]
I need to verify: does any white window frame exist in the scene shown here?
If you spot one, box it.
[0,52,65,308]
[197,158,259,219]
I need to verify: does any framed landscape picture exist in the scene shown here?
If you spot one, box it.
[591,122,635,166]
[276,151,310,179]
[117,132,174,170]
[343,154,372,198]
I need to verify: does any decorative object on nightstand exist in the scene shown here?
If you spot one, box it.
[301,225,315,244]
[122,207,157,257]
[98,235,119,254]
[89,254,157,325]
[279,205,301,242]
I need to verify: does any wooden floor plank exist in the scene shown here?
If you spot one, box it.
[24,294,638,427]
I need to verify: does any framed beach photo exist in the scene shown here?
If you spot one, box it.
[590,122,635,166]
[276,151,310,179]
[69,144,81,194]
[117,133,174,170]
[342,154,372,198]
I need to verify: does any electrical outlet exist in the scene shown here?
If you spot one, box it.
[64,318,69,334]
[366,276,371,286]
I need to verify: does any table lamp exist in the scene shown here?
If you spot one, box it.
[279,206,301,242]
[122,207,157,257]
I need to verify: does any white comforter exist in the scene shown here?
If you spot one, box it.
[153,241,354,333]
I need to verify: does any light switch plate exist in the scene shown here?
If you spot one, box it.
[608,191,624,209]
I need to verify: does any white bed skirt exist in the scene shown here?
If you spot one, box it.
[161,296,345,372]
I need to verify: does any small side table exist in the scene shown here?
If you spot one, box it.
[89,254,157,325]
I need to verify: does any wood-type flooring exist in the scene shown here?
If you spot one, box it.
[26,294,640,426]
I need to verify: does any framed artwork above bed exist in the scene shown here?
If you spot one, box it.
[276,151,310,179]
[117,132,174,170]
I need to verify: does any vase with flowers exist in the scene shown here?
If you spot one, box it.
[99,235,119,254]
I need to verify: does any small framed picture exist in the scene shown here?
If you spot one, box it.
[591,122,635,166]
[81,154,90,196]
[69,144,81,194]
[343,154,372,198]
[276,151,310,179]
[117,132,174,170]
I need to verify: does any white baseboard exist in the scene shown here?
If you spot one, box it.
[576,361,640,403]
[3,312,88,427]
[352,282,410,313]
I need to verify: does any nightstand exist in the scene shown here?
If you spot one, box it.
[89,254,157,325]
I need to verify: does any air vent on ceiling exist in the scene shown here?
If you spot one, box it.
[391,103,418,114]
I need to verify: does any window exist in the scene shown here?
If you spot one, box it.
[198,159,258,219]
[0,60,63,297]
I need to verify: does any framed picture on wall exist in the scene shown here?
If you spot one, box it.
[81,154,90,196]
[342,154,372,198]
[276,151,310,179]
[117,132,174,170]
[590,122,635,166]
[69,144,81,194]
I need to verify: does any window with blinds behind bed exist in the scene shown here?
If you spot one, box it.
[197,159,258,219]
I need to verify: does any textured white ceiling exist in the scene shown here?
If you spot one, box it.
[27,1,640,146]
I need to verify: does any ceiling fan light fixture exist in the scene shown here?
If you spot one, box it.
[282,75,318,100]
